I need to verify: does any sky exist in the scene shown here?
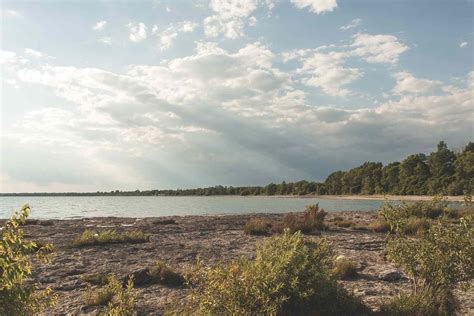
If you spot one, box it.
[0,0,473,192]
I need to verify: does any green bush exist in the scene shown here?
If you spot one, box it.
[382,198,473,315]
[84,274,137,315]
[71,229,150,247]
[183,230,370,315]
[148,260,185,287]
[403,217,430,236]
[333,256,358,280]
[0,205,57,315]
[243,218,271,235]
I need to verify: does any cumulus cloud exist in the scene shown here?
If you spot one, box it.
[127,22,147,42]
[459,41,468,48]
[351,33,409,64]
[93,20,107,31]
[392,71,441,95]
[340,18,362,30]
[299,51,362,97]
[291,0,337,14]
[204,0,271,39]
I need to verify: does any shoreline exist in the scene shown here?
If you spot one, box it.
[269,194,465,202]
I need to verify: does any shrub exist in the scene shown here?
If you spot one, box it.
[243,218,271,235]
[272,205,328,234]
[303,204,327,230]
[184,229,370,315]
[148,261,185,287]
[383,199,473,315]
[71,229,150,247]
[333,256,358,280]
[84,274,137,315]
[0,205,57,315]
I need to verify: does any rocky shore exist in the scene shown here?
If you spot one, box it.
[14,211,473,315]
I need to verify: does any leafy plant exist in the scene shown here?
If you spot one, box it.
[0,205,57,315]
[183,229,370,315]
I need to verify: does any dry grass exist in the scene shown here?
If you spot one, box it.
[244,218,271,235]
[70,229,150,248]
[333,257,358,280]
[148,261,185,287]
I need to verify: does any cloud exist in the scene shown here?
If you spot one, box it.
[98,37,112,45]
[392,71,441,95]
[459,41,468,48]
[24,48,44,58]
[291,0,337,15]
[93,20,107,31]
[340,18,362,31]
[203,0,272,39]
[152,21,199,51]
[2,9,23,18]
[2,42,472,191]
[351,33,409,64]
[299,51,362,97]
[127,22,147,42]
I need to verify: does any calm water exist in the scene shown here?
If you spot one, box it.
[0,196,392,219]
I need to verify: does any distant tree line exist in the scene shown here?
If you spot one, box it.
[2,141,472,197]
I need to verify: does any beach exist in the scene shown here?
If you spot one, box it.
[13,211,473,315]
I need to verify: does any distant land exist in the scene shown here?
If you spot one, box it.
[1,141,472,197]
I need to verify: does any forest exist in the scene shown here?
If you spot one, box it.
[2,141,472,196]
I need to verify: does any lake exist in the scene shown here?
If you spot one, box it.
[0,196,399,219]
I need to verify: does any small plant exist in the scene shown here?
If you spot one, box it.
[148,260,185,286]
[104,276,137,316]
[183,229,370,315]
[272,204,328,234]
[380,288,457,316]
[333,256,358,280]
[71,229,150,247]
[243,218,271,235]
[303,204,327,230]
[0,205,57,315]
[84,274,137,315]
